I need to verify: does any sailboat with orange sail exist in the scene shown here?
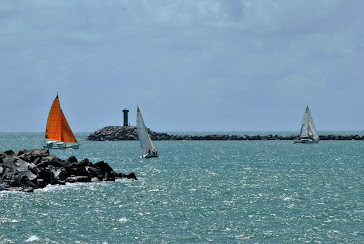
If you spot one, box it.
[43,94,79,149]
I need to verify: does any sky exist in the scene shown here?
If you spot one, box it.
[1,0,364,132]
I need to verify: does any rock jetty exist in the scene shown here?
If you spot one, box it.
[86,126,170,141]
[0,148,137,192]
[86,126,364,141]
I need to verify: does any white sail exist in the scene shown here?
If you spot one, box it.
[299,106,319,140]
[136,107,157,152]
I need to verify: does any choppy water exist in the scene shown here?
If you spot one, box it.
[0,132,363,243]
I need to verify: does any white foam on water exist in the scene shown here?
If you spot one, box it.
[0,217,20,223]
[34,184,70,193]
[25,235,40,242]
[0,190,25,195]
[118,217,128,223]
[34,181,105,193]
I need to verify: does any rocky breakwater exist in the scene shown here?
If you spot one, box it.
[86,126,364,141]
[86,126,296,141]
[86,126,171,141]
[0,148,137,192]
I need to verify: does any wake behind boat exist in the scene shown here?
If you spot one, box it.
[43,94,79,149]
[136,106,158,158]
[294,105,319,144]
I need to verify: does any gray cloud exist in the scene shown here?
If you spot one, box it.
[1,0,364,132]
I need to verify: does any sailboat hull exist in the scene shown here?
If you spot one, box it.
[43,141,79,149]
[293,139,319,144]
[142,152,158,158]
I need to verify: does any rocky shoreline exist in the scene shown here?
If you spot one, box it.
[0,148,137,192]
[86,126,364,141]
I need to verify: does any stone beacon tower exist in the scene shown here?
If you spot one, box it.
[122,108,129,126]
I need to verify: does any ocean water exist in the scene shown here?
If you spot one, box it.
[0,132,363,243]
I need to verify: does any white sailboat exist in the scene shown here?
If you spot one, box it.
[136,106,158,158]
[294,105,319,144]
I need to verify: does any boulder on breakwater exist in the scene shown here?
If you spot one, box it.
[0,148,137,192]
[86,126,364,141]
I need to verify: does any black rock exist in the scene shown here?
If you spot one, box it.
[32,157,41,165]
[4,150,15,156]
[36,179,46,188]
[65,155,78,165]
[66,176,90,183]
[86,166,104,180]
[2,157,18,170]
[40,167,55,185]
[0,148,136,192]
[49,165,69,182]
[0,151,7,158]
[70,167,90,177]
[124,172,138,180]
[94,161,113,175]
[77,158,92,167]
[104,173,115,181]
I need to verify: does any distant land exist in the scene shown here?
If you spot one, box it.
[86,126,364,141]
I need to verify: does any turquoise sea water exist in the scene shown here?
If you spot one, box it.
[0,132,363,243]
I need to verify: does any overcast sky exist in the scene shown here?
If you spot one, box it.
[1,0,364,132]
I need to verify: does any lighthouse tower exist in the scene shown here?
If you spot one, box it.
[122,108,129,126]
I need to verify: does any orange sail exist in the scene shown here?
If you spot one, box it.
[45,95,77,143]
